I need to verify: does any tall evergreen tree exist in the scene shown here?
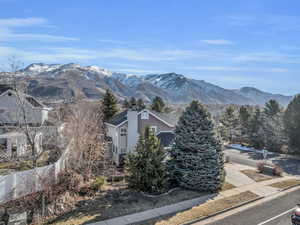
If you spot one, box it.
[129,97,137,109]
[151,96,165,112]
[238,106,251,141]
[249,107,264,148]
[102,89,118,121]
[168,101,224,192]
[284,95,300,153]
[137,98,146,110]
[126,127,168,194]
[264,99,281,118]
[122,99,130,109]
[219,106,239,142]
[262,111,286,152]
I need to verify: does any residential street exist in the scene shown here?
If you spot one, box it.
[193,187,300,225]
[225,148,300,176]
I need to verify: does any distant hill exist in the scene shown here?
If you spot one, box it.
[0,63,293,106]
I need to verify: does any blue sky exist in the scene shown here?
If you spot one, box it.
[0,0,300,95]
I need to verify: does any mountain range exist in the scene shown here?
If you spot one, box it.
[2,63,293,106]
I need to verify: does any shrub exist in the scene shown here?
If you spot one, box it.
[273,165,283,176]
[56,170,83,194]
[91,176,106,191]
[257,162,283,176]
[257,162,266,173]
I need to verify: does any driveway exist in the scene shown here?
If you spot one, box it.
[225,148,300,176]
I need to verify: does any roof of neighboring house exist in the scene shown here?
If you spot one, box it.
[0,89,46,109]
[0,84,13,95]
[107,110,128,126]
[106,109,178,127]
[157,131,175,147]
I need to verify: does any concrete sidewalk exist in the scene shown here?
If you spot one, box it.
[92,194,215,225]
[91,164,297,225]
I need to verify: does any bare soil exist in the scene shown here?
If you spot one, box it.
[241,169,274,182]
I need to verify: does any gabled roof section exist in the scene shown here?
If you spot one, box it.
[0,84,13,95]
[106,109,177,127]
[0,89,46,109]
[107,110,128,126]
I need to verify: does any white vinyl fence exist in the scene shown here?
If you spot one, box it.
[0,140,71,204]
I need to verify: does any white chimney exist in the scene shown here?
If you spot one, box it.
[127,110,139,153]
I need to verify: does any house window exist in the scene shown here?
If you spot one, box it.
[141,111,149,120]
[150,126,157,134]
[120,128,127,136]
[0,109,5,113]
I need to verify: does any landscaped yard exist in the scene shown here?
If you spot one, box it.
[269,179,300,189]
[153,191,259,225]
[0,150,53,175]
[221,182,236,191]
[241,169,274,182]
[46,182,209,225]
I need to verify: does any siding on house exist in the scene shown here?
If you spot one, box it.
[138,112,174,135]
[0,91,46,125]
[118,122,128,154]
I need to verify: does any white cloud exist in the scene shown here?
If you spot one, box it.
[0,32,78,42]
[0,17,48,27]
[202,39,234,45]
[113,68,164,74]
[0,17,78,42]
[97,39,127,44]
[191,66,291,73]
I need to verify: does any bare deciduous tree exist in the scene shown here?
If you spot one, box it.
[64,100,107,181]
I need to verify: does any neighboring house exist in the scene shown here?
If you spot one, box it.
[0,88,50,126]
[106,109,176,165]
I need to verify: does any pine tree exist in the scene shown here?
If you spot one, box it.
[219,106,239,142]
[126,127,169,194]
[284,95,300,153]
[168,101,224,192]
[262,111,286,152]
[129,97,137,110]
[137,98,146,110]
[123,99,130,109]
[249,107,264,148]
[238,106,251,141]
[264,99,281,118]
[151,96,165,112]
[102,89,118,121]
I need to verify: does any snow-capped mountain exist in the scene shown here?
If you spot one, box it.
[2,63,293,105]
[20,63,113,79]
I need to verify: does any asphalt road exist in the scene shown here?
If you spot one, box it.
[195,188,300,225]
[224,148,300,176]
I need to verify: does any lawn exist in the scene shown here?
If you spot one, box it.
[241,169,274,182]
[154,191,259,225]
[221,182,236,191]
[269,179,300,189]
[47,183,208,225]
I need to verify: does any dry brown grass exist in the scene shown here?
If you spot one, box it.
[241,169,274,182]
[269,179,300,189]
[47,187,207,225]
[155,191,259,225]
[221,182,236,191]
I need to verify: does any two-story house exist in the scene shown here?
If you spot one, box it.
[106,109,176,165]
[0,88,50,126]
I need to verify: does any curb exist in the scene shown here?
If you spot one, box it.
[182,196,264,225]
[280,183,300,192]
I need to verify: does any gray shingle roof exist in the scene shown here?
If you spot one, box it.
[107,110,128,126]
[106,109,178,127]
